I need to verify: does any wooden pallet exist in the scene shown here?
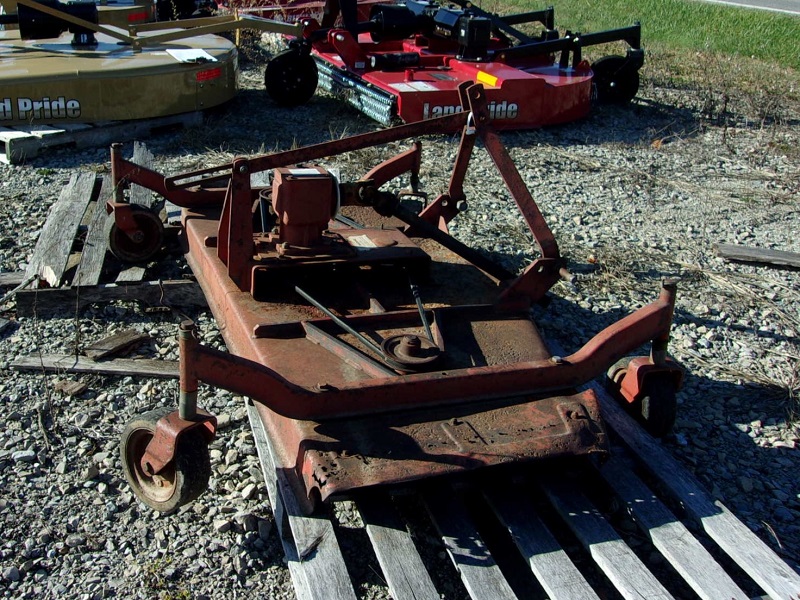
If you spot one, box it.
[0,111,202,164]
[246,378,800,600]
[12,143,206,316]
[11,341,798,598]
[10,153,800,599]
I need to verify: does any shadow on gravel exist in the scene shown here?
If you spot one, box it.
[531,291,800,569]
[502,98,702,150]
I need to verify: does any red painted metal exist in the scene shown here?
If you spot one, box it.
[291,0,643,130]
[139,409,217,476]
[314,28,593,129]
[617,356,685,405]
[105,201,141,239]
[113,83,678,513]
[270,167,339,248]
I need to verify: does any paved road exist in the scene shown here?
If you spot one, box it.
[699,0,800,15]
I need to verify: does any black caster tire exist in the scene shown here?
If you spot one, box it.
[105,204,165,264]
[592,55,640,105]
[265,48,319,107]
[120,407,211,514]
[639,377,678,438]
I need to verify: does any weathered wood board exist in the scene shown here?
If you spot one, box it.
[716,243,800,269]
[23,172,98,288]
[0,112,202,164]
[14,279,206,317]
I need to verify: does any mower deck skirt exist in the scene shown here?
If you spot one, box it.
[0,28,237,124]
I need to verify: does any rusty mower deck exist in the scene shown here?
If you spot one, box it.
[109,83,682,515]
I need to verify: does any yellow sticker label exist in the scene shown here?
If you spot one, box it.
[476,71,499,87]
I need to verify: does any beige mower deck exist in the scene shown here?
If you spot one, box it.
[0,25,237,124]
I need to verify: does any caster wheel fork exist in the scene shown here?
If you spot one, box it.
[120,407,213,514]
[105,204,165,264]
[605,357,682,438]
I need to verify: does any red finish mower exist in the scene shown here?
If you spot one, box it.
[264,0,644,128]
[111,84,680,515]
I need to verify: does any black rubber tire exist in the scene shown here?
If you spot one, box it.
[592,55,640,105]
[105,205,165,264]
[120,407,211,514]
[604,359,678,438]
[639,376,678,438]
[264,49,319,107]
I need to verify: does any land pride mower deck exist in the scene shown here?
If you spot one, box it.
[0,0,302,125]
[112,84,681,515]
[265,0,644,128]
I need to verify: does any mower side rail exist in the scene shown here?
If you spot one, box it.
[181,283,677,421]
[109,144,226,208]
[131,14,237,32]
[126,15,303,48]
[164,111,469,192]
[498,8,555,30]
[493,23,641,67]
[13,0,302,51]
[579,24,641,51]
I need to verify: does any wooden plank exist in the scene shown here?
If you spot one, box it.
[484,487,601,600]
[73,177,114,287]
[423,485,518,600]
[130,141,155,208]
[1,112,202,164]
[0,272,26,287]
[84,329,152,360]
[546,338,800,599]
[355,490,440,600]
[540,475,674,600]
[715,243,800,268]
[116,266,147,282]
[11,354,179,379]
[53,379,89,396]
[597,458,749,600]
[14,279,206,317]
[246,401,357,600]
[0,128,31,164]
[24,172,98,287]
[246,401,314,600]
[587,376,800,600]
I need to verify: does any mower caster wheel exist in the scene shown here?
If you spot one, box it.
[605,359,678,438]
[120,407,211,514]
[265,48,318,107]
[105,205,165,264]
[592,55,640,105]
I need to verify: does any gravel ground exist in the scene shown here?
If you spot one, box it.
[0,42,799,599]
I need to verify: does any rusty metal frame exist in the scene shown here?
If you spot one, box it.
[176,283,677,421]
[108,83,565,303]
[111,82,682,507]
